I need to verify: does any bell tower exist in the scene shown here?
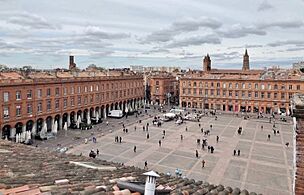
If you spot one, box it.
[203,54,211,72]
[242,49,249,71]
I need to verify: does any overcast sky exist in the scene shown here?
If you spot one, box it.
[0,0,304,70]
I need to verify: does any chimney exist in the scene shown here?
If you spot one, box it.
[143,171,160,195]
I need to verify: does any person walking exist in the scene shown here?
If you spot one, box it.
[146,133,150,139]
[267,134,271,141]
[134,126,137,131]
[158,140,162,147]
[133,146,137,153]
[233,150,236,156]
[210,124,212,130]
[207,146,210,153]
[185,127,188,131]
[119,136,122,143]
[180,134,183,140]
[216,136,219,143]
[163,130,166,136]
[201,160,205,168]
[237,149,240,156]
[195,150,199,158]
[261,125,263,130]
[106,121,109,126]
[144,161,148,169]
[210,146,214,153]
[96,149,99,155]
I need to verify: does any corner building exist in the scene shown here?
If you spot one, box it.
[180,50,304,114]
[0,70,144,139]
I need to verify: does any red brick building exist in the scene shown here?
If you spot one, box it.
[148,73,179,106]
[0,69,144,139]
[180,50,304,114]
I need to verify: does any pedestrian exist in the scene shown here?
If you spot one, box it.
[202,143,205,150]
[143,126,145,131]
[201,128,204,133]
[147,133,150,139]
[134,126,137,131]
[144,161,148,169]
[181,134,183,140]
[233,150,236,156]
[211,146,214,154]
[163,130,166,136]
[134,146,137,152]
[216,136,219,143]
[261,125,263,130]
[237,149,240,156]
[207,146,210,152]
[96,149,99,155]
[185,127,188,131]
[268,134,271,141]
[195,150,199,158]
[126,129,128,133]
[159,140,161,147]
[215,116,218,120]
[106,121,109,126]
[210,124,212,129]
[286,142,289,147]
[84,138,88,144]
[123,128,125,133]
[119,137,122,143]
[201,160,205,168]
[199,123,201,127]
[277,130,280,134]
[273,129,276,135]
[197,139,200,145]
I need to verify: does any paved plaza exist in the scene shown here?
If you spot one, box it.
[45,111,293,195]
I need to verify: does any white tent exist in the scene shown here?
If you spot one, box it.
[27,131,31,141]
[125,107,129,113]
[16,133,19,143]
[31,125,36,136]
[40,123,47,139]
[287,109,290,116]
[163,113,176,118]
[278,108,281,115]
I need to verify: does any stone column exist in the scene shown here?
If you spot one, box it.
[10,128,16,139]
[93,109,96,117]
[32,121,37,135]
[104,107,107,119]
[81,112,84,120]
[98,108,102,119]
[87,112,90,120]
[22,124,26,133]
[58,116,62,130]
[67,113,71,127]
[51,118,54,131]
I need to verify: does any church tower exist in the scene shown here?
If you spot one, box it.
[242,49,249,71]
[203,54,211,72]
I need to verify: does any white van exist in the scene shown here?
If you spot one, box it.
[108,110,123,118]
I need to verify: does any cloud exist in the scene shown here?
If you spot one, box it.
[257,0,274,11]
[228,44,263,49]
[267,40,304,47]
[282,47,304,52]
[165,34,221,48]
[4,12,59,30]
[84,26,130,39]
[142,48,170,54]
[211,51,241,61]
[218,24,267,38]
[258,20,304,29]
[142,17,222,43]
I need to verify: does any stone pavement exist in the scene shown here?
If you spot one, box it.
[64,114,293,195]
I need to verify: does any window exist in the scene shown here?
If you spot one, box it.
[268,84,271,90]
[27,90,32,99]
[71,87,74,94]
[84,96,88,104]
[47,100,51,111]
[217,89,220,96]
[71,97,75,106]
[254,83,258,89]
[255,92,258,98]
[248,91,252,98]
[84,86,88,92]
[229,83,232,88]
[274,84,278,90]
[205,89,208,96]
[182,82,186,87]
[182,88,186,95]
[235,91,238,97]
[199,89,203,95]
[193,89,197,95]
[63,99,67,108]
[27,104,32,114]
[47,88,51,97]
[78,96,81,105]
[16,105,21,117]
[223,83,226,88]
[78,86,81,93]
[289,93,293,99]
[210,89,214,96]
[242,83,245,89]
[229,91,232,97]
[155,87,159,94]
[37,89,42,98]
[205,82,208,87]
[199,82,203,87]
[242,91,245,97]
[188,89,191,95]
[90,85,93,92]
[3,92,9,102]
[248,83,252,89]
[281,85,285,90]
[55,99,59,110]
[235,83,239,89]
[96,85,99,91]
[267,92,271,99]
[16,91,21,100]
[223,90,226,97]
[281,93,285,99]
[297,85,301,90]
[63,87,67,95]
[289,85,293,90]
[194,82,197,87]
[90,95,93,103]
[3,106,9,118]
[274,93,278,99]
[55,88,60,96]
[261,92,264,98]
[211,82,214,87]
[261,84,265,90]
[217,83,220,88]
[188,81,191,87]
[37,102,42,113]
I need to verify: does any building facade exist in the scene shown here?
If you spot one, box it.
[0,71,144,139]
[148,73,179,106]
[180,51,304,114]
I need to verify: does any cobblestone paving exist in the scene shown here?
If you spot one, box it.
[42,111,293,195]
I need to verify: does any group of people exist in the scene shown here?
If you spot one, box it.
[89,149,99,158]
[114,136,122,143]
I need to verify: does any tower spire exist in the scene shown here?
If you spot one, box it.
[242,49,249,71]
